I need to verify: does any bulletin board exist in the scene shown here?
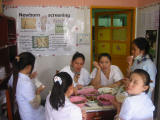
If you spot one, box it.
[4,6,91,56]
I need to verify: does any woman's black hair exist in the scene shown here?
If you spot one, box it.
[72,52,85,62]
[49,72,73,110]
[98,53,111,62]
[133,37,150,56]
[12,52,35,106]
[131,69,151,93]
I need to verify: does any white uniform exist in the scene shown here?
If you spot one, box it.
[45,94,82,120]
[131,55,157,88]
[90,65,123,86]
[8,73,45,120]
[119,92,155,120]
[60,66,90,87]
[131,56,157,97]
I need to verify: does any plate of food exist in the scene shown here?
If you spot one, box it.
[70,96,87,108]
[98,87,117,95]
[77,87,98,95]
[85,93,98,101]
[97,94,114,106]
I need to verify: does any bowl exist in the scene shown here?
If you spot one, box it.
[77,88,98,95]
[70,96,87,108]
[115,92,128,103]
[98,87,117,95]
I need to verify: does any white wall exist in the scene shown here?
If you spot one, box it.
[4,6,91,98]
[35,46,90,98]
[136,4,159,64]
[136,4,159,37]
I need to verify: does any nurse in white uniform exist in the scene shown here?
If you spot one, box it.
[91,53,123,89]
[127,37,157,97]
[60,52,90,89]
[8,52,45,120]
[45,72,85,120]
[110,69,155,120]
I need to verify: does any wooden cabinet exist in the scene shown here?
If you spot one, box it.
[0,14,16,48]
[87,110,116,120]
[7,18,16,45]
[0,14,17,89]
[0,14,7,48]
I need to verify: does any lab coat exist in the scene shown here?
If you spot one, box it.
[119,92,155,120]
[90,65,123,86]
[45,94,82,120]
[60,66,90,87]
[8,73,45,120]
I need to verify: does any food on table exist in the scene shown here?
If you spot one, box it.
[77,87,99,101]
[99,97,110,102]
[70,96,87,108]
[82,85,94,89]
[72,100,86,104]
[115,85,126,93]
[77,87,98,95]
[97,94,114,106]
[115,92,128,103]
[85,94,97,101]
[98,87,116,95]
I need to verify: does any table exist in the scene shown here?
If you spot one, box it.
[84,101,116,120]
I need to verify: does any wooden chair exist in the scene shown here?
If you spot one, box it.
[5,87,21,120]
[5,89,13,120]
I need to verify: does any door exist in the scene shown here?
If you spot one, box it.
[95,11,131,75]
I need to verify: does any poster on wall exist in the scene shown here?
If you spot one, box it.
[145,30,157,60]
[77,33,90,45]
[137,4,159,37]
[16,6,90,56]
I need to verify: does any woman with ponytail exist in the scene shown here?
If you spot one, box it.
[45,72,85,120]
[8,52,45,120]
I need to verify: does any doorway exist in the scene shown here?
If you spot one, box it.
[91,8,136,75]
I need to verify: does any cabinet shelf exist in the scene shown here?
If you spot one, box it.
[0,43,17,50]
[0,14,17,47]
[0,45,8,50]
[0,14,17,91]
[8,37,16,40]
[8,34,16,36]
[0,13,17,67]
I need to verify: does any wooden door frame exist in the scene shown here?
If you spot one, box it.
[90,7,136,72]
[154,8,160,119]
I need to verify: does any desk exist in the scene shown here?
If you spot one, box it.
[85,101,116,120]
